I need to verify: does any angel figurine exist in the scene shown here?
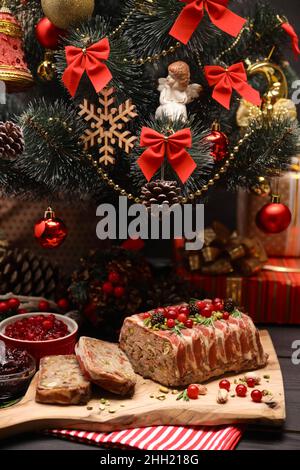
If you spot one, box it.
[155,61,203,122]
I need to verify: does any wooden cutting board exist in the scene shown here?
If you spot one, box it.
[0,331,285,439]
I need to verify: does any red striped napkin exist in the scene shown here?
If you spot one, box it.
[49,425,243,450]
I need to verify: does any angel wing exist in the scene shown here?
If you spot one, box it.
[157,77,168,92]
[186,83,203,103]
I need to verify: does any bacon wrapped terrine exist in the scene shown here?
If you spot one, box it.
[119,304,268,387]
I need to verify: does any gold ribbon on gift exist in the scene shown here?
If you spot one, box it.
[186,221,268,276]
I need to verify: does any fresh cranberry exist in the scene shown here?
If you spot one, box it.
[38,300,50,312]
[251,389,263,403]
[42,320,52,330]
[18,308,28,315]
[177,313,188,324]
[213,301,224,312]
[114,286,125,298]
[222,312,230,320]
[185,319,194,328]
[202,306,212,318]
[196,300,206,311]
[142,312,151,319]
[179,306,190,316]
[167,318,176,329]
[57,298,69,311]
[7,298,20,310]
[155,308,166,317]
[108,271,121,284]
[165,308,178,320]
[246,378,256,388]
[0,301,9,313]
[236,384,247,397]
[102,282,114,295]
[219,379,230,391]
[187,384,199,400]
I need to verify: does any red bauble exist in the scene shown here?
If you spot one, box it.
[34,207,68,249]
[36,17,66,50]
[256,198,291,234]
[203,122,229,161]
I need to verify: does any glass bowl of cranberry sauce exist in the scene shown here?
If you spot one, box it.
[0,342,36,402]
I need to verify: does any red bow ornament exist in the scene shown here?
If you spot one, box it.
[204,62,262,109]
[62,37,112,97]
[137,127,196,183]
[281,22,300,57]
[169,0,247,45]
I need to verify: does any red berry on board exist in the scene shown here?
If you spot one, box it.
[251,389,263,403]
[177,313,188,324]
[246,378,256,388]
[222,312,230,320]
[38,300,50,312]
[7,298,20,310]
[18,308,28,315]
[219,379,230,391]
[57,298,69,311]
[196,300,206,311]
[236,384,247,397]
[142,312,151,319]
[202,306,212,318]
[0,301,10,313]
[185,319,194,328]
[108,271,121,285]
[114,286,125,298]
[187,384,199,400]
[167,318,176,329]
[179,306,190,316]
[102,282,114,295]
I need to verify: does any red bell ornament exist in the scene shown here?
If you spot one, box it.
[34,207,68,248]
[256,195,292,234]
[35,17,66,50]
[203,121,229,161]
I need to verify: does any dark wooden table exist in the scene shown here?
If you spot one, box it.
[0,326,299,451]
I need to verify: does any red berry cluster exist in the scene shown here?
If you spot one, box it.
[143,305,194,329]
[193,298,230,320]
[4,314,69,342]
[0,298,21,315]
[218,379,263,402]
[102,271,125,299]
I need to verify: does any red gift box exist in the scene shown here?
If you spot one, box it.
[174,241,300,324]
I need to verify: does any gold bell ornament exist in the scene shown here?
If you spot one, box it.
[237,56,297,128]
[0,2,33,93]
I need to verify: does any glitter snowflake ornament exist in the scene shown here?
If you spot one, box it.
[78,87,138,165]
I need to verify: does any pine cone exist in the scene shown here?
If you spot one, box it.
[0,121,24,159]
[0,248,61,299]
[141,180,182,208]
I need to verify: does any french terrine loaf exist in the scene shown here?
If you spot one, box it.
[36,355,91,405]
[119,307,268,387]
[75,336,137,396]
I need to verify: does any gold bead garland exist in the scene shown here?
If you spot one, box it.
[93,129,254,204]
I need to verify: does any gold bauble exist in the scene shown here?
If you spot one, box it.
[273,98,298,121]
[41,0,94,29]
[37,54,56,82]
[236,99,261,128]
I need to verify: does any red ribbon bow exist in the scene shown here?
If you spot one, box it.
[137,127,196,183]
[204,62,261,109]
[281,22,300,58]
[62,37,112,97]
[169,0,247,45]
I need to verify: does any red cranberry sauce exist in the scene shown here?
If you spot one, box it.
[4,315,70,341]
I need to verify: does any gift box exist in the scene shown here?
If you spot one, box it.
[174,247,300,324]
[237,164,300,257]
